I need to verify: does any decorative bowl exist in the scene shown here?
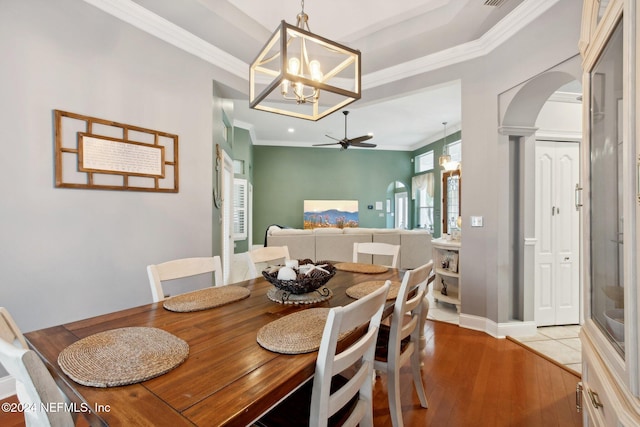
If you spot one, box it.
[604,308,624,342]
[262,260,336,295]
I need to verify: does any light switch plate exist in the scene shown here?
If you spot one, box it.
[471,216,483,227]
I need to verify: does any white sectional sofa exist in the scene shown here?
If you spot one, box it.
[265,226,433,270]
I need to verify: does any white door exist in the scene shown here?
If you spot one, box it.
[221,150,234,284]
[394,192,408,229]
[534,140,580,326]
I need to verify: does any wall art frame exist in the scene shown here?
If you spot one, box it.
[54,110,179,192]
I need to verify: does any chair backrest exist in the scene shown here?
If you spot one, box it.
[0,307,28,349]
[0,308,74,427]
[247,246,290,278]
[388,260,434,364]
[147,256,223,302]
[310,281,390,427]
[353,242,400,268]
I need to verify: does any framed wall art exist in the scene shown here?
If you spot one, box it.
[54,110,179,192]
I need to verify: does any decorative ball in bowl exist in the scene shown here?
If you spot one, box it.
[262,259,336,295]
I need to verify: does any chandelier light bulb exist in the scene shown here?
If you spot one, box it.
[281,79,290,95]
[288,57,300,75]
[309,60,322,81]
[294,81,304,100]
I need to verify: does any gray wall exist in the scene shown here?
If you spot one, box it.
[0,0,222,334]
[459,1,583,323]
[361,0,582,322]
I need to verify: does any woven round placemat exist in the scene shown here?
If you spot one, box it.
[346,280,401,300]
[257,308,354,354]
[58,327,189,388]
[334,262,388,274]
[163,285,250,312]
[266,286,333,305]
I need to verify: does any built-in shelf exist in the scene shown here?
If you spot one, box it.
[431,238,461,313]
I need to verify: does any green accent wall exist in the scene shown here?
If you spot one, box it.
[252,146,413,244]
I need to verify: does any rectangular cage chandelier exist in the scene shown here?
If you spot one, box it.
[249,1,361,121]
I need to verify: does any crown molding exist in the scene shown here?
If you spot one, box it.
[82,0,561,91]
[498,126,538,136]
[81,0,246,78]
[233,120,258,144]
[548,91,582,103]
[363,0,561,88]
[535,130,582,142]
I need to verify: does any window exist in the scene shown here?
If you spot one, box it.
[446,140,461,162]
[442,170,461,234]
[413,173,434,232]
[222,111,232,145]
[233,159,245,174]
[233,178,247,240]
[415,150,434,173]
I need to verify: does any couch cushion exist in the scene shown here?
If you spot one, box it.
[400,231,433,269]
[316,234,372,262]
[342,227,373,234]
[370,233,401,266]
[267,234,316,261]
[270,228,313,236]
[313,228,345,234]
[371,228,399,234]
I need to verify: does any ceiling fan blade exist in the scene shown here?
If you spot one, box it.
[346,135,373,144]
[313,142,341,146]
[324,134,341,141]
[349,141,377,148]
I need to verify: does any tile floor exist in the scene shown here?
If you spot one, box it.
[425,290,582,375]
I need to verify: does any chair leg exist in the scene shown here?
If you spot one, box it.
[387,367,404,427]
[411,350,428,408]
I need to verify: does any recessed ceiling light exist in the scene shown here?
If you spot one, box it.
[288,128,295,133]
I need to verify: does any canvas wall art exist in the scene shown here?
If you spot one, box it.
[303,200,359,229]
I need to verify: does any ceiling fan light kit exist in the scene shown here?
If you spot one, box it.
[249,0,361,121]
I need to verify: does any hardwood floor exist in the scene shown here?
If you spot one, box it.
[0,320,581,427]
[373,320,582,426]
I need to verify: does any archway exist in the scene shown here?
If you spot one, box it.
[498,56,582,327]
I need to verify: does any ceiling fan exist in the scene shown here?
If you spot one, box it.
[313,111,376,150]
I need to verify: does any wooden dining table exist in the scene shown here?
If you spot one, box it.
[24,266,405,427]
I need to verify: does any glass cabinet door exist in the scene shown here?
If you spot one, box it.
[589,18,624,356]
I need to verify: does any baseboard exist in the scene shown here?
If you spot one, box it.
[459,313,499,337]
[459,314,537,338]
[0,375,16,400]
[497,320,537,338]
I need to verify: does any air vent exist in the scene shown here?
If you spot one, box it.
[484,0,507,6]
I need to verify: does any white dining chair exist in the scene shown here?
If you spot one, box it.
[353,242,400,268]
[374,261,433,427]
[146,256,223,302]
[255,281,390,427]
[0,307,29,350]
[246,246,290,279]
[0,308,75,427]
